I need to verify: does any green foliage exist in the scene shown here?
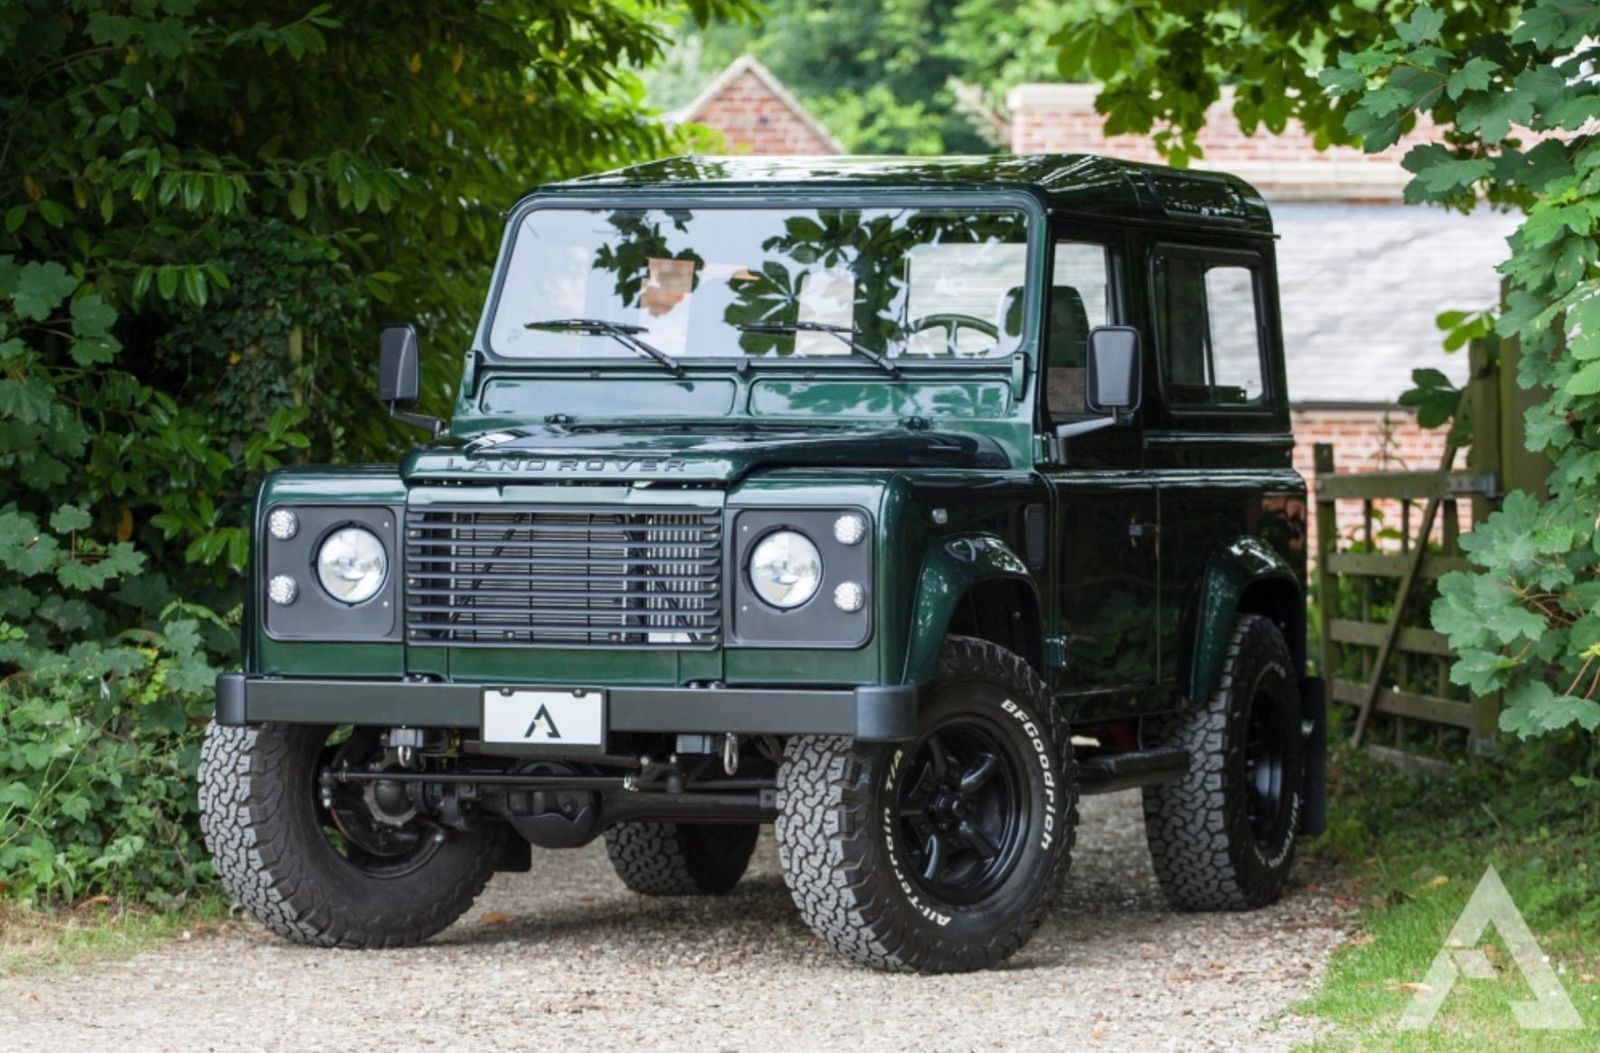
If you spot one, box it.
[1054,1,1600,744]
[644,1,1091,154]
[0,499,224,904]
[0,0,753,902]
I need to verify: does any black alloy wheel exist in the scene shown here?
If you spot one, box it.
[1244,686,1292,849]
[776,635,1078,974]
[894,720,1027,905]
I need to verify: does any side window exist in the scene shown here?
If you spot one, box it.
[1155,252,1267,409]
[1046,241,1112,419]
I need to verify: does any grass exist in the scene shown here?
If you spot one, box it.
[0,895,233,974]
[1292,736,1600,1051]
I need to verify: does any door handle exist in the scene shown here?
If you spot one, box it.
[1127,521,1160,539]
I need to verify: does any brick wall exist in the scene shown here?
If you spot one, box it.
[1292,405,1454,555]
[1006,84,1437,201]
[679,61,841,156]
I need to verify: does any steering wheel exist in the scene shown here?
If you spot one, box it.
[907,313,999,356]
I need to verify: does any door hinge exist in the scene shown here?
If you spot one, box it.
[1045,636,1068,670]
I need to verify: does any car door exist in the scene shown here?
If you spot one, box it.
[1037,228,1162,713]
[1141,242,1297,692]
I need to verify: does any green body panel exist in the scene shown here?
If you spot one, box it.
[1182,535,1304,703]
[255,640,405,678]
[242,154,1307,732]
[902,533,1036,685]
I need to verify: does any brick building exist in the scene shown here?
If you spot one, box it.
[668,55,844,156]
[677,63,1514,548]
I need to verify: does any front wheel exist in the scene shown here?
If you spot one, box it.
[198,722,505,948]
[775,636,1076,973]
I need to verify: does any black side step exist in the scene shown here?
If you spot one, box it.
[1077,745,1191,795]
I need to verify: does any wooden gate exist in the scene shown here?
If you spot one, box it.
[1312,442,1500,756]
[1312,339,1547,759]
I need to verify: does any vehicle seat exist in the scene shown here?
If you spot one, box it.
[1046,286,1089,414]
[997,286,1024,341]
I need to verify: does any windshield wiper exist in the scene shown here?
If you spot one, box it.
[524,318,683,376]
[737,321,900,377]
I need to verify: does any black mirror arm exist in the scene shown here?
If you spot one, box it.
[387,401,445,437]
[1048,407,1133,463]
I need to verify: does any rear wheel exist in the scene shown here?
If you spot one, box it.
[603,821,760,896]
[1142,614,1304,910]
[198,722,504,948]
[776,636,1075,973]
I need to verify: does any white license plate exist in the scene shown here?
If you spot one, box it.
[481,688,605,753]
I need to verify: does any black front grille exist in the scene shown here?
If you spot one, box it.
[404,505,722,648]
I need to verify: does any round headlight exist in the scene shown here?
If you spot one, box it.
[316,527,388,604]
[748,530,822,609]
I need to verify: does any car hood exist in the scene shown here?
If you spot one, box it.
[401,425,1010,483]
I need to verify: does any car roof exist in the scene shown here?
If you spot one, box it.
[535,154,1273,234]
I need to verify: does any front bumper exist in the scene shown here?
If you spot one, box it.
[214,673,918,742]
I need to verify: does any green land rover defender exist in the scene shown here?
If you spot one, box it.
[199,155,1326,974]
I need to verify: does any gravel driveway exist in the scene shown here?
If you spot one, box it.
[0,792,1354,1052]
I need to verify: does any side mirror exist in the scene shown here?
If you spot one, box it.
[1051,326,1142,450]
[377,323,442,436]
[377,323,420,408]
[1085,326,1141,417]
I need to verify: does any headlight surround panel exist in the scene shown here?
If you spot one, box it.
[730,507,873,648]
[261,504,402,642]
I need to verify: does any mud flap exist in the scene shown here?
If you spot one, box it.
[1299,675,1327,836]
[496,833,533,873]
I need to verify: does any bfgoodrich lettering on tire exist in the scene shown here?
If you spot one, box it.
[1143,614,1305,911]
[775,635,1076,973]
[198,721,504,948]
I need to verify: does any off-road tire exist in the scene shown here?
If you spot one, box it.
[776,635,1075,973]
[199,722,504,948]
[603,821,760,896]
[1142,614,1304,911]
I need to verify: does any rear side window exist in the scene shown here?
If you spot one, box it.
[1154,251,1267,409]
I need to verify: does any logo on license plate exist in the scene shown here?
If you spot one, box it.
[524,704,561,740]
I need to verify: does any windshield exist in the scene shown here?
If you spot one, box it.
[487,206,1031,361]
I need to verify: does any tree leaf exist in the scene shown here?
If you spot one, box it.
[11,261,79,321]
[49,504,92,534]
[1458,89,1536,143]
[1446,57,1500,99]
[1396,5,1445,46]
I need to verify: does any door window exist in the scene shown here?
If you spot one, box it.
[1155,252,1267,408]
[1046,241,1112,419]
